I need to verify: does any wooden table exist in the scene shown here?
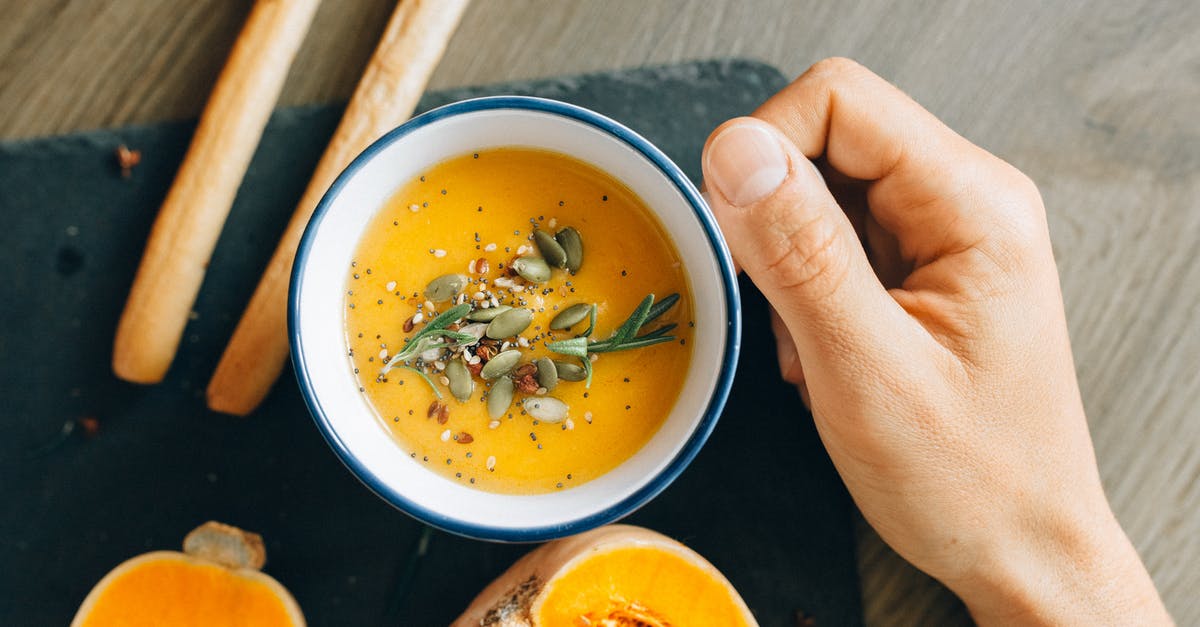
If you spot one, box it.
[3,1,1196,624]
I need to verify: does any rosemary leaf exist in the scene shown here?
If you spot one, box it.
[610,294,655,345]
[588,334,676,353]
[424,303,472,331]
[644,293,680,325]
[580,303,598,338]
[637,323,677,340]
[546,337,589,358]
[399,365,443,399]
[440,330,480,344]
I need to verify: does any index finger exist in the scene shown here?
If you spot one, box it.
[754,58,1042,265]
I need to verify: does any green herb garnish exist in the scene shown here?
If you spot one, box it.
[399,365,443,399]
[545,293,679,387]
[379,303,472,377]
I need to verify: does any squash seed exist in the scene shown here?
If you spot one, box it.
[512,256,551,283]
[457,322,488,345]
[533,229,568,268]
[445,359,473,402]
[553,360,587,382]
[424,273,467,302]
[480,350,521,379]
[550,303,591,330]
[467,304,511,322]
[487,377,514,419]
[525,396,569,423]
[555,227,583,272]
[486,308,533,339]
[535,357,558,392]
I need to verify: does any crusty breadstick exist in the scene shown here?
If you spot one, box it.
[112,0,321,384]
[207,0,471,415]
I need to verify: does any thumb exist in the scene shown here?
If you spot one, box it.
[701,117,913,375]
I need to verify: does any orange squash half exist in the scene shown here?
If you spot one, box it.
[71,521,304,627]
[453,524,757,626]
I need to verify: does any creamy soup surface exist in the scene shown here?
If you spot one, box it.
[345,148,693,494]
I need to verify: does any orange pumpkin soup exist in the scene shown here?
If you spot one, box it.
[344,148,692,494]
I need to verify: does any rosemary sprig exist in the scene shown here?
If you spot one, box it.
[545,293,680,386]
[380,303,472,377]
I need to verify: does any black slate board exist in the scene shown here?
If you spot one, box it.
[0,60,861,626]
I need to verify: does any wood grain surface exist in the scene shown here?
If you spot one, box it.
[2,1,1196,625]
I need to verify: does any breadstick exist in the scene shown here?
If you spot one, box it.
[112,0,321,384]
[207,0,471,415]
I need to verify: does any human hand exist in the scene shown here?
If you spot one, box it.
[701,58,1171,626]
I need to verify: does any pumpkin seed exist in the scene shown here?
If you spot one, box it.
[553,360,587,382]
[525,396,569,423]
[486,308,533,339]
[555,227,583,272]
[457,322,488,345]
[533,229,568,268]
[480,350,521,379]
[512,256,551,283]
[487,377,514,419]
[467,305,512,322]
[550,303,591,330]
[535,357,557,391]
[424,273,467,302]
[445,359,473,402]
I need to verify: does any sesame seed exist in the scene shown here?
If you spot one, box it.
[409,204,419,212]
[441,429,451,442]
[433,249,447,258]
[385,281,397,291]
[486,456,496,471]
[484,243,497,252]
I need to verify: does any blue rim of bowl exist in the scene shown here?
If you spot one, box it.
[289,96,742,542]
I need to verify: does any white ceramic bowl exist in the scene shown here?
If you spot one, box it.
[290,96,740,541]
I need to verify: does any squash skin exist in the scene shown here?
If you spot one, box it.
[452,524,758,627]
[71,525,304,627]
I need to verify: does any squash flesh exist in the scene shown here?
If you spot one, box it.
[77,555,297,627]
[537,546,754,627]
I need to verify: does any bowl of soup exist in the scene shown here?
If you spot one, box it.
[290,96,740,541]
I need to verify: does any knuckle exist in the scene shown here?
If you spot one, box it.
[986,164,1049,255]
[807,56,865,80]
[759,212,850,298]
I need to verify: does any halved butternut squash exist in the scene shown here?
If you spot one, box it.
[453,524,757,626]
[72,521,304,627]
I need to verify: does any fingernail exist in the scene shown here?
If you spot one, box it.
[705,122,789,206]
